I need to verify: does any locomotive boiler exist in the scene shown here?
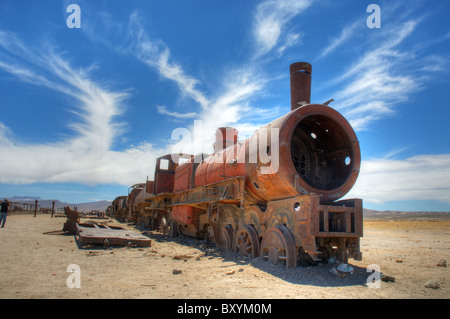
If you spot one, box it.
[127,62,363,268]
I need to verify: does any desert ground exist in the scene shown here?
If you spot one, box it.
[0,212,448,300]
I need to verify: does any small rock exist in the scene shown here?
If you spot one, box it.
[172,269,182,275]
[436,259,447,267]
[196,256,201,261]
[226,270,235,275]
[238,268,244,272]
[424,280,440,289]
[395,259,403,263]
[381,274,395,282]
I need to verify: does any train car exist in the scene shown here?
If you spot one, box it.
[132,62,363,268]
[107,195,128,221]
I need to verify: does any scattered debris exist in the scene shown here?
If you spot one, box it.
[173,254,193,260]
[424,280,440,289]
[173,269,182,275]
[85,251,105,257]
[436,259,447,267]
[381,274,396,282]
[43,230,69,236]
[337,263,354,274]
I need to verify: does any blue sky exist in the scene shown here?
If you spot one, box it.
[0,0,449,211]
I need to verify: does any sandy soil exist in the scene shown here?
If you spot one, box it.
[0,213,448,299]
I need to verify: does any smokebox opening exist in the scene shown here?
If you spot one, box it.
[290,114,354,191]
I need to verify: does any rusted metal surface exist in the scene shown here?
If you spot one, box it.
[234,225,259,259]
[154,155,178,194]
[134,180,154,206]
[116,61,363,268]
[260,225,297,268]
[213,127,239,153]
[127,183,147,222]
[62,206,80,235]
[244,103,360,203]
[76,223,151,248]
[172,205,196,225]
[108,196,128,221]
[174,160,193,192]
[290,62,312,109]
[193,62,360,203]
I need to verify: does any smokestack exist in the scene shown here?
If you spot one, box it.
[290,62,312,111]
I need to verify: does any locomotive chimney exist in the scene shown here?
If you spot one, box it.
[290,62,312,111]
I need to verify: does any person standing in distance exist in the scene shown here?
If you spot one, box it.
[0,199,10,228]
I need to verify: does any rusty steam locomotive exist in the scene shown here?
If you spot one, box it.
[108,62,363,268]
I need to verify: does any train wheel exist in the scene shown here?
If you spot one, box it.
[233,225,259,258]
[260,226,297,268]
[220,225,234,251]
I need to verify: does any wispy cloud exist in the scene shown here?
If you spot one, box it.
[319,2,450,132]
[127,12,210,111]
[252,0,312,56]
[324,18,423,130]
[156,105,198,119]
[125,11,270,154]
[0,29,164,186]
[0,6,274,187]
[317,19,361,60]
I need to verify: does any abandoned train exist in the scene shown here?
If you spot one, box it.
[108,62,363,268]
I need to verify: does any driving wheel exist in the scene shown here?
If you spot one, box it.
[260,225,297,268]
[233,225,259,258]
[220,224,234,250]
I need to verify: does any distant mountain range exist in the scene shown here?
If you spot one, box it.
[5,196,111,212]
[4,196,449,218]
[363,208,450,219]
